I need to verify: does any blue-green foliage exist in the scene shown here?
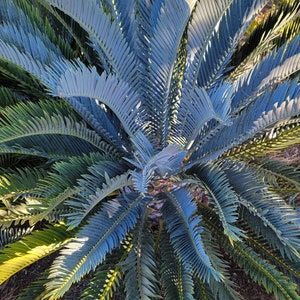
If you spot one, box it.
[0,0,299,299]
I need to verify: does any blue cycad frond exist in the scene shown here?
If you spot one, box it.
[173,86,216,149]
[44,0,138,87]
[0,39,47,80]
[174,83,233,150]
[145,0,195,147]
[66,97,128,154]
[104,0,137,53]
[0,23,62,65]
[194,164,245,242]
[224,161,300,259]
[192,79,300,164]
[46,192,147,299]
[66,171,132,229]
[162,188,220,283]
[123,215,159,300]
[50,64,143,138]
[0,105,115,158]
[160,229,195,300]
[185,0,267,90]
[232,35,300,109]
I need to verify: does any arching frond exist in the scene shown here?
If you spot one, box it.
[123,215,159,300]
[82,240,131,300]
[0,100,117,158]
[249,158,300,192]
[44,0,138,86]
[184,0,267,90]
[145,0,196,147]
[192,80,300,164]
[160,230,194,300]
[194,164,244,243]
[66,171,132,229]
[224,161,300,259]
[0,226,33,249]
[0,223,74,284]
[162,188,220,282]
[50,64,142,138]
[45,193,147,299]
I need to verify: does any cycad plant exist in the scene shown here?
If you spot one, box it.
[0,0,299,299]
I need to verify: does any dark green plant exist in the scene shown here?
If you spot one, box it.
[0,0,299,299]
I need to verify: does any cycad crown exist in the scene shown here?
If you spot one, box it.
[0,0,299,299]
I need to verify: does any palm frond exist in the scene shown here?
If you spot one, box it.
[226,240,299,300]
[0,226,33,249]
[66,97,128,154]
[249,158,300,192]
[45,193,147,299]
[0,100,118,158]
[66,171,132,229]
[232,35,300,110]
[82,239,131,300]
[162,188,220,282]
[224,118,300,160]
[230,1,300,79]
[0,223,74,284]
[192,79,300,164]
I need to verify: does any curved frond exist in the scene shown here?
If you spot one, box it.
[0,226,33,249]
[145,0,196,147]
[123,215,159,300]
[250,158,300,192]
[0,223,74,284]
[50,64,142,138]
[184,0,267,90]
[44,0,138,86]
[192,80,300,164]
[0,101,118,158]
[82,240,131,300]
[225,240,299,300]
[66,171,132,229]
[194,164,244,243]
[45,193,146,299]
[224,161,300,259]
[162,188,220,282]
[160,229,194,300]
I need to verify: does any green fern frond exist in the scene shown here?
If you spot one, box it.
[0,223,74,284]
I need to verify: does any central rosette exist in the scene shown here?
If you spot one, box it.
[127,133,187,195]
